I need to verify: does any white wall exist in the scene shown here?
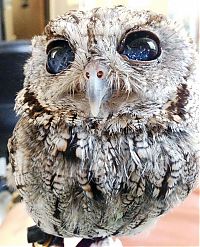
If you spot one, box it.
[49,0,79,19]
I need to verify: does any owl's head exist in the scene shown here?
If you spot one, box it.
[17,6,197,124]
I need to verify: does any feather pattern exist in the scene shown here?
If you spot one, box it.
[8,6,199,241]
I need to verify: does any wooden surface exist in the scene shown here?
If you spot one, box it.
[13,0,45,39]
[0,189,199,246]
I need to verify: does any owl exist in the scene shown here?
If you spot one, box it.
[8,6,199,247]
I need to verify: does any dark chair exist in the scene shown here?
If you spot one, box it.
[0,40,32,161]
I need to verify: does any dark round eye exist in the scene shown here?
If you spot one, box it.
[46,40,75,74]
[118,31,161,61]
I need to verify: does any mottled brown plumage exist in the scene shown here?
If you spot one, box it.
[8,6,199,246]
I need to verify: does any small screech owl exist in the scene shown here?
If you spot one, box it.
[8,6,199,246]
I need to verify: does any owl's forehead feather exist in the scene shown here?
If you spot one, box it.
[44,6,167,40]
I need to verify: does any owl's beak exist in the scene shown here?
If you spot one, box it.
[85,62,110,117]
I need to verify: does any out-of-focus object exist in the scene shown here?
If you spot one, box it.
[21,0,29,8]
[2,0,48,41]
[3,0,16,40]
[0,191,12,224]
[0,40,31,159]
[12,0,45,39]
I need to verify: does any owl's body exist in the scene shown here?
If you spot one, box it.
[8,6,199,241]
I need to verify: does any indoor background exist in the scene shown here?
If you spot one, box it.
[0,0,199,246]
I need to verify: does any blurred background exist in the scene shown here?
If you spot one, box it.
[0,0,199,246]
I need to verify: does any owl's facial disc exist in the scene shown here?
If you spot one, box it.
[84,61,110,117]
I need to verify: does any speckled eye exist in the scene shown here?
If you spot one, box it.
[46,40,75,74]
[118,31,161,61]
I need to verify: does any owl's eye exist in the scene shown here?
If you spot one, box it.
[46,40,75,74]
[118,31,161,61]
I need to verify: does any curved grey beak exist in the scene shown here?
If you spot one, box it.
[84,61,110,117]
